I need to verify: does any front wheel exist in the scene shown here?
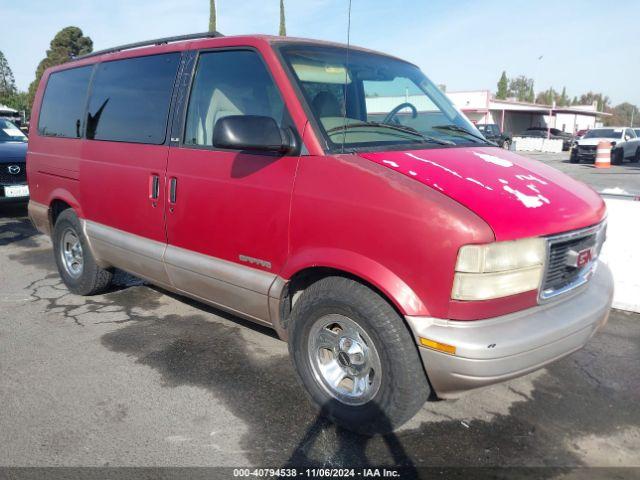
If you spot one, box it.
[633,148,640,163]
[611,148,624,165]
[288,276,431,434]
[53,209,113,295]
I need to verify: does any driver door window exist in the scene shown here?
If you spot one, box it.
[184,50,286,147]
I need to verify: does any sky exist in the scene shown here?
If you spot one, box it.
[2,0,640,106]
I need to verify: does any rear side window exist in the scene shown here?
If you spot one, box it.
[184,50,286,147]
[38,66,92,138]
[86,53,180,144]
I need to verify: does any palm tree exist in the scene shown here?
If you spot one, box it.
[209,0,217,32]
[279,0,286,36]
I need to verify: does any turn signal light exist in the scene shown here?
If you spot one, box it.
[419,337,456,355]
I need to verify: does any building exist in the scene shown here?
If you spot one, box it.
[446,90,608,134]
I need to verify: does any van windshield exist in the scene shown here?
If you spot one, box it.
[279,45,488,152]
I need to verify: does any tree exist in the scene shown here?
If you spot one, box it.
[558,86,568,107]
[279,0,286,36]
[605,102,639,127]
[577,92,610,112]
[507,75,534,102]
[496,71,508,99]
[526,83,535,103]
[535,87,557,106]
[209,0,217,32]
[0,51,16,97]
[0,91,29,115]
[27,27,93,107]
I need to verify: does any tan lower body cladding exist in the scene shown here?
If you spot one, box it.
[83,219,285,326]
[28,201,286,330]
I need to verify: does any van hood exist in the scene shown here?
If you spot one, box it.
[359,147,605,241]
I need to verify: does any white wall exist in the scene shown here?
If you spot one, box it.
[600,197,640,313]
[447,90,490,110]
[551,112,597,133]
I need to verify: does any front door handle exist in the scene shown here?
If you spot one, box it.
[169,177,177,204]
[149,174,160,199]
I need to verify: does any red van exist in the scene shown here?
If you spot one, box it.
[27,33,613,433]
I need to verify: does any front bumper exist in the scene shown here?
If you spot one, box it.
[406,261,613,399]
[572,148,596,161]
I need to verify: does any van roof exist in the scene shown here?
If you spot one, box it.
[68,32,408,66]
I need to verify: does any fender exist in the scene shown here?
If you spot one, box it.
[47,188,84,219]
[280,247,428,316]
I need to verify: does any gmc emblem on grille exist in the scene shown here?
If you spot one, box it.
[8,165,21,175]
[566,247,594,268]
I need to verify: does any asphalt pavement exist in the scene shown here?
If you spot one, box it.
[1,203,639,476]
[520,151,640,195]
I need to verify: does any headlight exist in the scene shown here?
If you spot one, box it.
[452,238,546,300]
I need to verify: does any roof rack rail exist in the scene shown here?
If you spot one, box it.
[73,31,224,61]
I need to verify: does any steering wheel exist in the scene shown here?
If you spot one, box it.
[383,102,418,124]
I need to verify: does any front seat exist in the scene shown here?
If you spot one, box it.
[312,91,341,118]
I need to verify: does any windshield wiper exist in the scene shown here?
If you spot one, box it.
[327,121,454,145]
[432,124,489,143]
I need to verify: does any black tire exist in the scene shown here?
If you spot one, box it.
[52,209,113,295]
[570,152,580,163]
[633,148,640,163]
[288,276,431,434]
[611,148,624,165]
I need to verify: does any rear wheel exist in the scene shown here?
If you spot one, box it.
[53,209,113,295]
[570,151,580,163]
[288,276,430,434]
[633,148,640,163]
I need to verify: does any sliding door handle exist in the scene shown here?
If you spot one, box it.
[149,174,160,199]
[169,177,177,204]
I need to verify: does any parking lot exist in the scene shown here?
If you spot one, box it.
[1,195,639,473]
[522,151,640,195]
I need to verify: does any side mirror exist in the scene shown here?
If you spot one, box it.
[212,115,297,154]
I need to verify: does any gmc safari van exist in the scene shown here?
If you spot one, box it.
[27,32,613,433]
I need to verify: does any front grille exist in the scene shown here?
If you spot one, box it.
[578,145,596,155]
[0,163,27,184]
[540,223,606,300]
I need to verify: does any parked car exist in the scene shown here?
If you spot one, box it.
[476,123,512,149]
[520,127,573,150]
[27,33,612,433]
[0,118,29,204]
[571,127,638,164]
[575,129,588,139]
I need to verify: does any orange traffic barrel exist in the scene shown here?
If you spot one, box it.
[595,141,611,168]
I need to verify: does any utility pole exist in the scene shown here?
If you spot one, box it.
[209,0,217,32]
[548,100,555,140]
[631,107,635,128]
[279,0,286,36]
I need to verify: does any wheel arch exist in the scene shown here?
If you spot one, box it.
[272,249,428,340]
[47,188,83,227]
